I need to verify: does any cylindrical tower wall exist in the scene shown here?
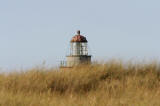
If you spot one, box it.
[66,55,91,67]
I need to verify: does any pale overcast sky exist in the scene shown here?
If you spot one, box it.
[0,0,160,70]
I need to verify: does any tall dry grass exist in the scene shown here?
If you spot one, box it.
[0,60,160,106]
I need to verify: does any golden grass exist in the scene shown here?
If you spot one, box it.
[0,60,160,106]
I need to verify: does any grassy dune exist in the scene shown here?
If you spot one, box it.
[0,60,160,106]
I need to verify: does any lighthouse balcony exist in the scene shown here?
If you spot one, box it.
[60,61,67,68]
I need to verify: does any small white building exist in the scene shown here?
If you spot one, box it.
[60,30,91,68]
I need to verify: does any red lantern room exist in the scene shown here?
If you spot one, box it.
[70,30,88,56]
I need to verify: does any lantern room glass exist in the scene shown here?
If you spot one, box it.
[70,42,88,56]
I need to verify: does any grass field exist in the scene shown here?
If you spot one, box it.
[0,60,160,106]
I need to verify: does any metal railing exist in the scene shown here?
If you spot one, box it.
[60,61,67,67]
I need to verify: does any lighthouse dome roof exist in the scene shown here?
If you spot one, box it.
[70,30,87,43]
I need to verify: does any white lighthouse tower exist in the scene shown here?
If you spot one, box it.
[60,30,91,68]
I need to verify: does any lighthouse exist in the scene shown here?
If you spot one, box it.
[60,30,91,68]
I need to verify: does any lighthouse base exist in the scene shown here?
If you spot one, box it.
[66,55,91,67]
